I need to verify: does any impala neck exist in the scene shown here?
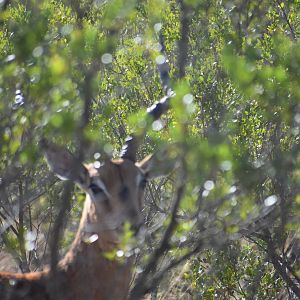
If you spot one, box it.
[57,197,132,300]
[63,196,124,261]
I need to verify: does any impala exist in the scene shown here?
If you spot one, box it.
[0,133,171,300]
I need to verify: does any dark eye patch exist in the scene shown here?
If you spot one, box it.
[89,183,103,195]
[139,177,148,189]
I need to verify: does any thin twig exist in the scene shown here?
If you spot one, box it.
[274,0,297,40]
[177,0,190,79]
[129,178,186,299]
[49,181,73,273]
[264,230,300,298]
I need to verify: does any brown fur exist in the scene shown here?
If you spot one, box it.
[0,158,150,300]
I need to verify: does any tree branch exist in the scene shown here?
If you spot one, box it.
[129,174,186,299]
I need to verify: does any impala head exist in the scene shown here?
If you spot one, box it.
[41,138,170,240]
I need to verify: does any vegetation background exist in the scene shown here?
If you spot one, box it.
[0,0,300,299]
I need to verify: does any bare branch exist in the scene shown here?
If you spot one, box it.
[49,181,73,273]
[129,173,186,299]
[177,0,190,79]
[264,230,300,297]
[273,0,297,40]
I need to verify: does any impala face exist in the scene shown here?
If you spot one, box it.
[41,139,164,238]
[82,159,148,234]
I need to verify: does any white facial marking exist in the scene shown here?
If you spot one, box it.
[95,178,111,198]
[136,173,143,187]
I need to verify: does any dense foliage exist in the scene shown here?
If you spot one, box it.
[1,0,300,299]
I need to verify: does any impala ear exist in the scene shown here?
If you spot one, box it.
[137,150,175,179]
[41,139,90,187]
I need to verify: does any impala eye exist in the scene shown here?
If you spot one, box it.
[139,177,148,189]
[89,183,103,195]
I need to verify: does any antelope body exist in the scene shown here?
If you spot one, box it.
[0,140,168,300]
